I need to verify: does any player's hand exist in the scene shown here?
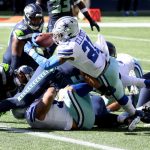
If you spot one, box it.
[32,33,41,47]
[65,85,74,92]
[89,20,100,32]
[24,41,34,54]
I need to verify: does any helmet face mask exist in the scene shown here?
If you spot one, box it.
[106,41,117,58]
[52,16,80,44]
[15,65,34,86]
[24,3,44,31]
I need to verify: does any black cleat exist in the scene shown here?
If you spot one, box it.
[142,101,150,112]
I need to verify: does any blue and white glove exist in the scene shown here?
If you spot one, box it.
[32,33,41,47]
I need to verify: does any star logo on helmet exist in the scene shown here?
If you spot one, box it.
[63,22,69,31]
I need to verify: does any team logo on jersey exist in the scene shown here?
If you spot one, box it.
[0,63,9,72]
[14,29,25,37]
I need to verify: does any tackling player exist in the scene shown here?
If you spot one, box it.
[104,41,144,111]
[137,72,150,107]
[3,3,44,70]
[25,84,95,130]
[36,0,100,32]
[0,63,33,100]
[25,82,150,131]
[24,16,145,124]
[35,0,100,57]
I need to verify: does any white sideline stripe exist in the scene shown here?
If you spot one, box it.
[1,22,150,27]
[0,124,125,150]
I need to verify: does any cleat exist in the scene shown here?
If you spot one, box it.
[142,101,150,112]
[141,113,150,123]
[128,116,140,131]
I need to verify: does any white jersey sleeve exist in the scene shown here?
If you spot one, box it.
[94,34,109,61]
[56,41,76,59]
[25,99,73,130]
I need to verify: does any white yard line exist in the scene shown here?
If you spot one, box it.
[0,124,125,150]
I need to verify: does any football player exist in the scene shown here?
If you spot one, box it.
[24,16,144,124]
[0,63,33,100]
[25,84,138,131]
[36,0,100,32]
[3,3,44,70]
[35,0,100,57]
[104,41,144,111]
[137,72,150,107]
[25,84,95,130]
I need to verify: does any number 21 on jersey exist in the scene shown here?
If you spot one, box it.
[82,36,100,63]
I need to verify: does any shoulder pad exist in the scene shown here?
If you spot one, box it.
[14,29,25,38]
[0,63,10,72]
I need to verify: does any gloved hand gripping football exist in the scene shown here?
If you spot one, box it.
[32,32,54,47]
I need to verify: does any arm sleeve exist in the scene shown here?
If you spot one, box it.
[29,49,61,70]
[75,1,93,22]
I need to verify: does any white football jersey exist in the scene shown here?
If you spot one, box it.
[56,29,108,78]
[26,99,73,130]
[117,53,144,92]
[117,53,142,76]
[94,34,109,61]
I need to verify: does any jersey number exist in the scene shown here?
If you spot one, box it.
[82,36,100,63]
[49,0,71,14]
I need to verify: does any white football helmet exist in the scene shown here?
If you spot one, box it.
[52,16,80,44]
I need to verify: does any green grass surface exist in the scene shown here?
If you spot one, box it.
[0,17,150,150]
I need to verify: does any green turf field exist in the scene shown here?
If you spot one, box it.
[0,17,150,150]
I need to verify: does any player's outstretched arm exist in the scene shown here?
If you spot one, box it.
[77,1,100,32]
[24,41,61,70]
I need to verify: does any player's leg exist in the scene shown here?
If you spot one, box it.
[90,94,136,129]
[90,94,120,128]
[59,88,95,129]
[136,88,150,107]
[98,57,136,115]
[3,46,11,64]
[0,66,65,114]
[136,72,150,107]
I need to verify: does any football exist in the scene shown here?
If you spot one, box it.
[35,32,54,47]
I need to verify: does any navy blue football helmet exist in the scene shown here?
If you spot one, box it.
[106,41,117,58]
[24,3,44,30]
